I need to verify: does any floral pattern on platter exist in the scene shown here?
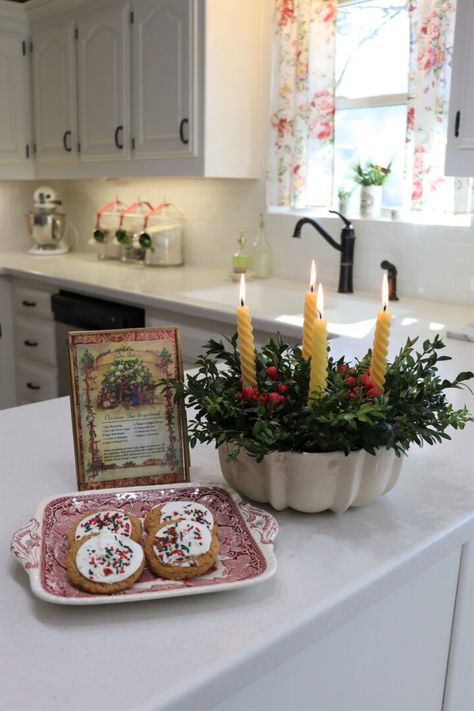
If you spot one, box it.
[268,0,337,209]
[13,486,277,601]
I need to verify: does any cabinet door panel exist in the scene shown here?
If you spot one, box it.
[32,24,77,163]
[132,0,193,159]
[77,6,130,161]
[445,0,474,176]
[0,33,31,165]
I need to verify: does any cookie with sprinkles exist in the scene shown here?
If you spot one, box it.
[144,500,214,533]
[67,531,145,594]
[68,510,142,546]
[144,519,219,580]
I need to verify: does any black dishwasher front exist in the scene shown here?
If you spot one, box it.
[51,290,145,397]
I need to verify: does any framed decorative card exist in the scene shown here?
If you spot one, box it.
[68,327,189,490]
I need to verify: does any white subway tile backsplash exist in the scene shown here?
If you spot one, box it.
[0,177,472,306]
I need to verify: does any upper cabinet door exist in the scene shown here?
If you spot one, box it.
[32,23,77,163]
[131,0,194,160]
[76,5,130,162]
[445,0,474,176]
[0,33,32,167]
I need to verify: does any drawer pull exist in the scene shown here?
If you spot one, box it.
[24,339,39,347]
[22,300,37,307]
[26,382,41,390]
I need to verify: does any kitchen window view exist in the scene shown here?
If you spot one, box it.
[270,0,473,213]
[334,0,409,208]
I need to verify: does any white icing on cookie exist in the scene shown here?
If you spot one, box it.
[159,501,214,530]
[75,510,133,540]
[76,532,143,584]
[153,521,212,568]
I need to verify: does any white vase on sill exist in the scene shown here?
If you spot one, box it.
[360,185,383,218]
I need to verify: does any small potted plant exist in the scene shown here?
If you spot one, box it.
[352,160,392,218]
[163,335,473,513]
[337,186,352,215]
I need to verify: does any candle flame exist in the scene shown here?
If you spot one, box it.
[310,260,316,292]
[317,283,324,318]
[382,272,389,310]
[239,273,246,306]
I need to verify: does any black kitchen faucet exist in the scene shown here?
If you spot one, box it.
[292,210,355,294]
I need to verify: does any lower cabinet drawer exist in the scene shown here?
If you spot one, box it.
[13,284,55,320]
[15,316,57,367]
[17,360,58,403]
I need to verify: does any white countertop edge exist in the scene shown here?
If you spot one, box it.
[140,512,474,711]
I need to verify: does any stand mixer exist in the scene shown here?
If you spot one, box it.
[26,186,70,255]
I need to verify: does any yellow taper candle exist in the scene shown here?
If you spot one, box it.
[236,273,257,388]
[302,260,317,360]
[370,273,392,392]
[309,284,328,399]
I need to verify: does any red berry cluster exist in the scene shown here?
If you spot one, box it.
[338,363,382,401]
[235,365,288,407]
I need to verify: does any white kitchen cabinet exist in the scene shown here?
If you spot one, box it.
[445,0,474,177]
[27,0,263,179]
[0,3,33,179]
[131,0,193,161]
[32,22,77,164]
[212,549,461,711]
[12,280,58,405]
[76,4,130,162]
[0,277,16,410]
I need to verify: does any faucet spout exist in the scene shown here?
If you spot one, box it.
[292,212,356,294]
[292,217,341,252]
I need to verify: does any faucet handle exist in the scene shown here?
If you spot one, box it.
[329,209,352,228]
[381,260,399,301]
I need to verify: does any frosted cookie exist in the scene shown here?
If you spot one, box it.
[144,500,214,533]
[144,520,219,580]
[68,510,142,546]
[67,531,145,594]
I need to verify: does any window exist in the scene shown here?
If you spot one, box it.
[334,0,409,208]
[269,0,468,213]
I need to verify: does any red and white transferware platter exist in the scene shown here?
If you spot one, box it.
[11,482,278,605]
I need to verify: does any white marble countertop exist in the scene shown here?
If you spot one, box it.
[1,250,473,343]
[2,249,474,710]
[3,330,474,710]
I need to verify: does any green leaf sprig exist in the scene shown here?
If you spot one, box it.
[161,334,473,462]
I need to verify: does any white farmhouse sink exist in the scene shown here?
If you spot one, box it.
[181,283,409,338]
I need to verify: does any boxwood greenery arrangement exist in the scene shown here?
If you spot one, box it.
[164,334,473,462]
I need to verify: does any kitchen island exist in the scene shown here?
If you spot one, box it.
[3,327,474,711]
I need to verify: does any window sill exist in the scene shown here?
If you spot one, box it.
[267,206,474,228]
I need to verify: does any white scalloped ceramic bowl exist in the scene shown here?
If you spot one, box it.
[218,445,404,513]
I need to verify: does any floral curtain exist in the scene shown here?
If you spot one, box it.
[269,0,472,212]
[405,0,473,211]
[268,0,337,209]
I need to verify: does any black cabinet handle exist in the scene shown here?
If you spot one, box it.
[63,130,72,152]
[26,382,41,390]
[114,125,124,149]
[179,118,189,145]
[24,340,38,347]
[454,110,460,137]
[22,300,36,307]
